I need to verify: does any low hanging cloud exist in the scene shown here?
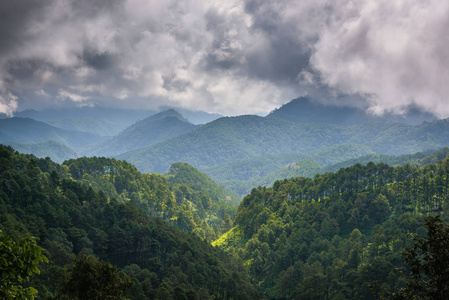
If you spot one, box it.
[0,0,447,117]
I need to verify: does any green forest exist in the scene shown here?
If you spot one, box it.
[0,145,260,299]
[215,156,449,298]
[2,143,449,299]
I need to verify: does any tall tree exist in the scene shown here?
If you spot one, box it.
[0,231,48,299]
[391,216,449,299]
[56,254,133,300]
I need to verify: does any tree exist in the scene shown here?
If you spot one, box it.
[0,230,48,299]
[390,216,449,299]
[57,254,133,299]
[223,214,233,233]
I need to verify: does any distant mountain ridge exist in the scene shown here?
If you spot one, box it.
[267,97,436,125]
[82,109,199,157]
[0,117,105,149]
[5,140,78,163]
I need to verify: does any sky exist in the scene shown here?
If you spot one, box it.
[0,0,448,117]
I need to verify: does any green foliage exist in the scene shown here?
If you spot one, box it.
[168,162,239,206]
[56,254,133,299]
[206,146,449,197]
[0,145,262,299]
[214,156,449,299]
[63,156,237,240]
[0,231,48,299]
[389,216,449,299]
[119,115,449,177]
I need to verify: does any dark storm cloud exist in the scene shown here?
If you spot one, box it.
[0,1,46,55]
[0,0,448,116]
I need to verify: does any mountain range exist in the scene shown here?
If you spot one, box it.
[2,97,445,197]
[0,117,105,149]
[117,115,449,173]
[81,109,199,157]
[267,97,436,125]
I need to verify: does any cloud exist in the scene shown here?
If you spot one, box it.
[58,89,88,103]
[0,92,18,116]
[0,0,448,117]
[310,0,449,117]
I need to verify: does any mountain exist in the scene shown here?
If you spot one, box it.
[14,106,222,135]
[44,117,127,137]
[160,107,223,124]
[82,109,199,157]
[15,106,156,137]
[15,106,154,126]
[267,97,436,125]
[0,117,106,149]
[117,115,345,173]
[202,144,374,196]
[117,115,449,175]
[4,140,78,163]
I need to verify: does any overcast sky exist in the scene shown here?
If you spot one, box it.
[0,0,448,117]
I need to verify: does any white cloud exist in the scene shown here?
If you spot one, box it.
[0,0,448,117]
[311,0,449,117]
[58,89,88,103]
[0,92,18,116]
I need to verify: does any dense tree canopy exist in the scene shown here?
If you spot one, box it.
[390,216,449,299]
[0,145,262,299]
[4,141,449,299]
[216,154,449,299]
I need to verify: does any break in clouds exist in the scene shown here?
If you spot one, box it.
[0,0,448,116]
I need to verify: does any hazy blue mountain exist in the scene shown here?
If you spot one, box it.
[117,115,449,176]
[267,97,436,125]
[160,106,223,124]
[15,106,155,125]
[0,117,106,149]
[15,106,156,137]
[43,117,127,137]
[82,109,199,157]
[5,140,78,163]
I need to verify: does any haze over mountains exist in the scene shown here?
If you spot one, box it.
[0,117,105,149]
[82,109,199,157]
[2,97,446,195]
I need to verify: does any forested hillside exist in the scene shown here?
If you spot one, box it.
[44,117,127,137]
[4,141,78,164]
[207,147,449,197]
[203,144,374,196]
[214,154,449,299]
[63,156,237,241]
[118,115,449,176]
[3,142,449,299]
[0,145,262,299]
